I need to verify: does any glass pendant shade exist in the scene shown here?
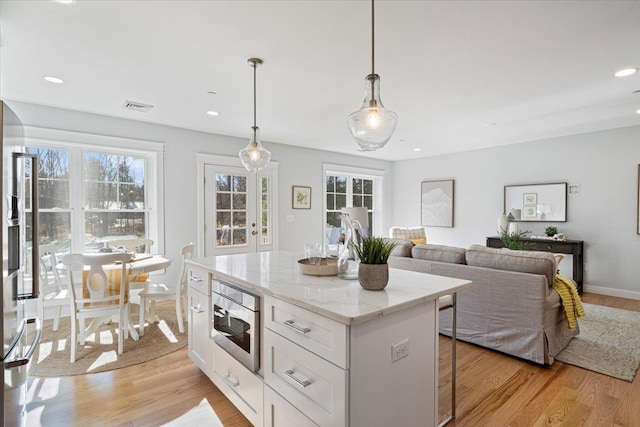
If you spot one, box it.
[347,73,398,151]
[239,126,271,172]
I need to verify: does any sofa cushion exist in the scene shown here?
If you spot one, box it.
[466,244,556,286]
[411,244,466,264]
[385,238,413,258]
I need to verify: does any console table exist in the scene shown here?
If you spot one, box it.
[486,236,584,293]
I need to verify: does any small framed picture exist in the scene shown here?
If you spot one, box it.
[523,206,537,218]
[292,186,311,209]
[523,192,537,205]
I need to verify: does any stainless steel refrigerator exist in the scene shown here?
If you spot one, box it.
[1,101,41,427]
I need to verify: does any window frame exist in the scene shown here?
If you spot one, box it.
[322,163,385,249]
[23,127,164,255]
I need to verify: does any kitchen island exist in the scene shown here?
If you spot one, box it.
[186,251,472,427]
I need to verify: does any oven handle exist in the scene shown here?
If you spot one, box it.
[284,369,311,388]
[212,293,256,325]
[283,319,311,334]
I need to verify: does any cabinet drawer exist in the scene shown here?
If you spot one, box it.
[264,295,349,369]
[212,344,264,427]
[186,265,209,295]
[264,329,347,427]
[264,385,318,427]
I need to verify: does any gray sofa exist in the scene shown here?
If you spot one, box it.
[388,242,578,365]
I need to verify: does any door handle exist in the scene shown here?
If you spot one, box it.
[5,318,41,369]
[190,304,203,313]
[222,373,240,388]
[283,319,311,334]
[284,369,311,388]
[251,231,257,235]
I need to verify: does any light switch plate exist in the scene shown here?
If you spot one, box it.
[569,185,580,195]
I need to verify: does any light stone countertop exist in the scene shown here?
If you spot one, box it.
[187,251,472,325]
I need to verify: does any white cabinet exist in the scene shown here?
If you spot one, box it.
[187,266,212,377]
[264,296,349,369]
[211,344,264,427]
[264,329,347,427]
[264,295,439,427]
[264,385,317,427]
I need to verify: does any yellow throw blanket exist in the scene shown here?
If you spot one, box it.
[553,274,585,330]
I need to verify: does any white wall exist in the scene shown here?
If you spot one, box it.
[393,125,640,298]
[9,101,393,284]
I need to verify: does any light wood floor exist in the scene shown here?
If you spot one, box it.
[26,293,640,426]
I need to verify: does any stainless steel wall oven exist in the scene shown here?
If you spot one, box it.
[211,279,259,372]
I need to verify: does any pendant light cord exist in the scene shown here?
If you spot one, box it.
[371,0,375,75]
[253,61,257,128]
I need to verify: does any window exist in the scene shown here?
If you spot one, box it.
[323,164,384,247]
[25,132,163,256]
[25,147,72,253]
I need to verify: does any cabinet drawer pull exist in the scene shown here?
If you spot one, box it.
[190,304,203,313]
[283,319,311,334]
[189,276,203,283]
[284,369,311,388]
[222,374,240,388]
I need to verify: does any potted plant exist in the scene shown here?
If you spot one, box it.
[499,229,534,250]
[545,226,558,237]
[352,237,398,290]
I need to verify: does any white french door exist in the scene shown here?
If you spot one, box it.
[203,161,277,257]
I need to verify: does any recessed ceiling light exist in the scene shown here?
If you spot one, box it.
[413,148,422,152]
[636,109,640,115]
[43,76,64,84]
[55,0,76,4]
[614,68,638,77]
[206,110,219,116]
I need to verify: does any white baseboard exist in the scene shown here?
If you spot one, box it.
[583,284,640,301]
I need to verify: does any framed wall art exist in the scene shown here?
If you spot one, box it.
[292,185,311,209]
[420,179,454,227]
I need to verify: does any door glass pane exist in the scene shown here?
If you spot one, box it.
[233,229,247,245]
[233,176,247,192]
[260,177,272,245]
[336,195,346,209]
[233,194,246,209]
[216,193,231,210]
[216,174,230,191]
[233,211,246,228]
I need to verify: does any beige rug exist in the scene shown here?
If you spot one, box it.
[555,303,640,382]
[29,304,187,377]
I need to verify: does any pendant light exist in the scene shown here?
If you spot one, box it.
[239,57,271,172]
[347,0,398,151]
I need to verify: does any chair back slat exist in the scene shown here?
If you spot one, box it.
[108,238,154,254]
[177,244,195,298]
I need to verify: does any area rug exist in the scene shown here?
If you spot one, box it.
[555,303,640,382]
[29,304,187,377]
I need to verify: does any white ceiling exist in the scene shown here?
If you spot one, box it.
[1,0,639,161]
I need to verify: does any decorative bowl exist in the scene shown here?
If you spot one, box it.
[298,258,338,276]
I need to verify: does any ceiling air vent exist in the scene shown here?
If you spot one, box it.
[122,100,154,113]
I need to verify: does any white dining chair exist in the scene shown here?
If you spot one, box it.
[62,252,132,363]
[37,244,69,331]
[138,244,194,336]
